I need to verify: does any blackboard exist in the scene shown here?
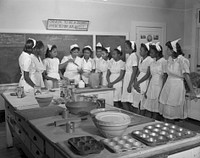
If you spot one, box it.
[0,33,93,84]
[96,35,126,61]
[0,33,126,84]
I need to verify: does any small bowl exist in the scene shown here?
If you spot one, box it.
[35,94,53,107]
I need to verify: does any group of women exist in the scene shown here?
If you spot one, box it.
[18,37,197,122]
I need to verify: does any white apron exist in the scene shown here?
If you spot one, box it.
[121,53,138,103]
[143,58,166,112]
[108,59,125,101]
[61,55,82,85]
[81,58,95,84]
[43,58,60,89]
[159,55,190,119]
[29,54,45,88]
[18,51,33,93]
[132,56,154,108]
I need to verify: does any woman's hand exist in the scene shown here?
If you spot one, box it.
[108,82,113,88]
[134,81,140,93]
[190,91,197,101]
[127,85,132,93]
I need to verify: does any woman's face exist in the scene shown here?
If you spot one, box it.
[96,48,102,58]
[150,49,156,58]
[112,50,120,60]
[83,49,91,59]
[166,47,173,57]
[101,50,108,60]
[125,43,131,54]
[38,46,45,57]
[71,49,79,58]
[140,46,147,57]
[50,48,57,58]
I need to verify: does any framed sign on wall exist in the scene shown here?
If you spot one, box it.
[47,19,89,31]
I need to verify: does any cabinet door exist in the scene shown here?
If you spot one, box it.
[187,99,200,121]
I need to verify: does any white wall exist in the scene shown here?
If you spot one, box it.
[0,0,185,37]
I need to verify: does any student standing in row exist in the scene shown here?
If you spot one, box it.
[133,43,154,114]
[98,47,110,86]
[29,41,46,88]
[43,44,61,89]
[107,46,125,108]
[60,44,82,85]
[81,45,95,85]
[18,38,36,92]
[121,40,138,112]
[143,42,166,119]
[159,39,197,122]
[95,42,103,72]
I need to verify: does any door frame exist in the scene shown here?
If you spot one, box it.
[130,21,166,47]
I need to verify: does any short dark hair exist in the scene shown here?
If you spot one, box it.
[114,48,122,56]
[23,39,34,53]
[165,41,184,58]
[125,40,137,52]
[45,45,57,58]
[141,43,150,56]
[70,47,80,53]
[150,44,163,58]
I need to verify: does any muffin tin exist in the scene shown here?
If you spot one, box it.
[68,136,104,155]
[132,123,197,146]
[101,135,145,153]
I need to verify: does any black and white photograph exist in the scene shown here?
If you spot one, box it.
[0,0,200,158]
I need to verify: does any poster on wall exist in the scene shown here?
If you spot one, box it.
[47,19,89,31]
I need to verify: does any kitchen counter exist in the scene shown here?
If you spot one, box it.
[2,91,200,158]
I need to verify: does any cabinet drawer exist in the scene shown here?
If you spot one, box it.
[15,124,31,150]
[31,142,44,158]
[46,141,55,158]
[28,127,44,153]
[15,113,29,131]
[5,102,15,116]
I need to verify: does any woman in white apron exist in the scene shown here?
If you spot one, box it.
[43,44,60,89]
[18,38,36,93]
[159,39,196,122]
[133,43,154,114]
[60,44,82,85]
[143,42,167,119]
[107,46,125,108]
[95,42,103,72]
[96,47,110,86]
[121,40,138,112]
[29,41,45,88]
[81,46,95,85]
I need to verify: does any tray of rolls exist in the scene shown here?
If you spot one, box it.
[131,123,196,146]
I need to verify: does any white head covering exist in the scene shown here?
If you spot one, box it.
[105,47,110,53]
[47,44,52,50]
[117,46,122,52]
[96,42,102,47]
[70,44,79,51]
[130,41,135,50]
[171,38,181,53]
[84,45,93,51]
[28,38,36,48]
[145,42,151,51]
[152,42,161,52]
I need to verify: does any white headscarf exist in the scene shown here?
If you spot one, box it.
[28,38,36,48]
